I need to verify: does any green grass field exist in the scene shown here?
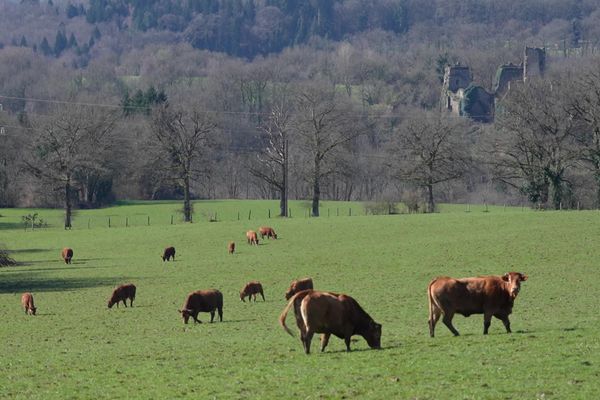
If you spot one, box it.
[1,200,599,399]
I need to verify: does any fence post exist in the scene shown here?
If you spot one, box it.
[248,210,252,220]
[88,218,90,229]
[577,201,580,210]
[126,217,128,227]
[147,216,150,226]
[108,217,111,228]
[559,202,562,210]
[170,215,173,225]
[288,208,292,218]
[337,208,339,216]
[268,209,271,218]
[349,208,352,216]
[237,212,240,220]
[328,208,330,217]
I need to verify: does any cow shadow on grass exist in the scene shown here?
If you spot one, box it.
[324,344,400,354]
[7,248,53,254]
[0,272,124,294]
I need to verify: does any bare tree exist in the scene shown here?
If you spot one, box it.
[390,110,472,213]
[293,83,363,216]
[150,103,217,222]
[25,104,118,229]
[250,92,293,216]
[492,80,580,209]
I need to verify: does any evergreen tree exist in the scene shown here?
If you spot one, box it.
[68,33,78,48]
[19,35,28,47]
[40,37,53,56]
[92,26,102,40]
[54,30,68,56]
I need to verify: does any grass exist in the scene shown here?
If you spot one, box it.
[0,200,599,399]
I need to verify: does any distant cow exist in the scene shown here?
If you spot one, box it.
[62,248,73,264]
[258,226,277,240]
[240,281,265,302]
[21,292,37,315]
[246,230,259,246]
[179,289,223,324]
[279,290,382,354]
[428,272,528,337]
[228,241,235,254]
[108,284,136,308]
[162,246,176,261]
[285,277,314,300]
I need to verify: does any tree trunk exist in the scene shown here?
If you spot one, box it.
[280,137,289,217]
[183,174,191,222]
[64,175,72,229]
[426,183,435,213]
[312,155,321,217]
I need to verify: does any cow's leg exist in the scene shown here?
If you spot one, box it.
[429,308,442,338]
[304,331,314,354]
[260,291,265,301]
[483,312,493,335]
[218,307,223,322]
[130,298,134,307]
[344,335,352,352]
[193,312,202,324]
[497,315,511,333]
[123,299,128,308]
[210,311,215,322]
[320,333,331,352]
[442,313,460,336]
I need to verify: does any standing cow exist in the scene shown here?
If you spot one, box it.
[162,246,176,261]
[428,272,528,337]
[179,289,223,324]
[279,290,382,354]
[61,248,73,264]
[246,230,259,246]
[108,284,136,308]
[285,277,314,300]
[240,281,265,302]
[258,226,277,240]
[21,293,37,315]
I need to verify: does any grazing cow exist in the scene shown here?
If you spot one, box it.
[279,290,382,354]
[179,289,223,324]
[21,293,37,315]
[246,230,259,246]
[162,246,176,261]
[108,284,136,308]
[61,247,73,264]
[240,281,265,302]
[228,241,235,254]
[258,226,277,240]
[428,272,528,337]
[285,277,314,300]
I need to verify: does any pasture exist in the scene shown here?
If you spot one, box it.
[0,200,599,399]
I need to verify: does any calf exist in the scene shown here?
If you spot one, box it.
[21,292,37,315]
[285,277,314,300]
[162,246,176,261]
[61,247,73,264]
[179,289,223,324]
[279,290,382,354]
[240,281,265,302]
[108,284,136,308]
[228,241,235,254]
[258,226,278,240]
[246,230,259,246]
[428,272,528,337]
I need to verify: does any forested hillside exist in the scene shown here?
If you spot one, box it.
[2,0,600,220]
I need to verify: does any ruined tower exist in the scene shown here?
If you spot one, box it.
[523,47,546,81]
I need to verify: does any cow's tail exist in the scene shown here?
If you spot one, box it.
[428,279,441,320]
[279,290,311,337]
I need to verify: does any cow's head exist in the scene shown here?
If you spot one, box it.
[364,321,382,349]
[179,309,192,324]
[240,291,246,302]
[30,306,37,315]
[107,299,115,309]
[273,233,278,239]
[502,272,528,297]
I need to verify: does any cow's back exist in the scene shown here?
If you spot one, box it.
[186,290,223,311]
[430,276,508,315]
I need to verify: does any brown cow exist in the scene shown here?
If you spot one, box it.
[61,248,73,264]
[179,289,223,324]
[428,272,528,337]
[108,284,136,308]
[246,230,259,246]
[162,246,176,261]
[279,290,382,354]
[228,241,235,254]
[285,277,314,300]
[240,281,265,302]
[21,293,37,315]
[258,226,278,240]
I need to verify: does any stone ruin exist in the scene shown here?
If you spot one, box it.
[441,47,546,123]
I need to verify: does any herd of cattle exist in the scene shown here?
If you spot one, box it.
[18,227,529,355]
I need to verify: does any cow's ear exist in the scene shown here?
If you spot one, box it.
[502,273,510,281]
[521,274,528,281]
